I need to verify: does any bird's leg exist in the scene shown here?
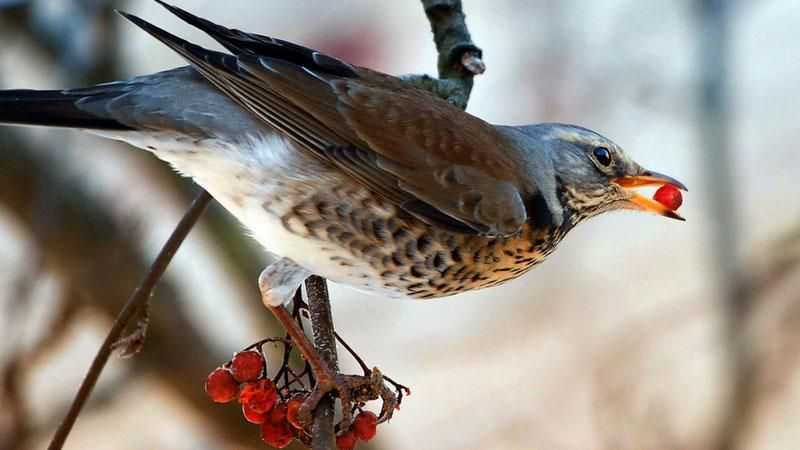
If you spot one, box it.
[258,259,354,431]
[266,304,355,429]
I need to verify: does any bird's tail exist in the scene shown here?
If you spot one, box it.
[0,88,132,130]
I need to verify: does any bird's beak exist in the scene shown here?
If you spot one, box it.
[612,170,688,221]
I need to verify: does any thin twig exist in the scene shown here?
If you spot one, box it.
[48,189,212,450]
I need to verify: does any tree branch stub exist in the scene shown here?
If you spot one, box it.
[403,0,485,109]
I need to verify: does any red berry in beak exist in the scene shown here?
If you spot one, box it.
[653,184,683,211]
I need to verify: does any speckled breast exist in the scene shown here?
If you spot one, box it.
[278,181,566,299]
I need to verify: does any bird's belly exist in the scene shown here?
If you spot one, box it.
[235,198,407,298]
[113,130,408,297]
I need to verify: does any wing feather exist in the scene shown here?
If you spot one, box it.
[119,7,530,236]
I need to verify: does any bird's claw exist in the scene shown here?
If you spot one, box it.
[297,367,399,434]
[353,367,397,424]
[297,371,354,433]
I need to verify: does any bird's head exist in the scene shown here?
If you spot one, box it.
[515,123,686,227]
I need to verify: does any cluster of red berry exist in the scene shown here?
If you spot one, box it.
[205,349,381,449]
[205,350,303,447]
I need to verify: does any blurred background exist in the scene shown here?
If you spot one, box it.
[0,0,798,448]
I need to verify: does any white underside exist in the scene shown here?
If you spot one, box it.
[93,129,405,299]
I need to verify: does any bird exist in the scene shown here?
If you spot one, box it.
[0,1,685,425]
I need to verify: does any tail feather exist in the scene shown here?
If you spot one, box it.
[0,89,132,130]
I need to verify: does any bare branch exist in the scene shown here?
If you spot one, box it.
[48,189,212,450]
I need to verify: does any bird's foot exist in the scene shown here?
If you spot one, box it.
[297,366,400,433]
[345,367,400,425]
[296,368,352,432]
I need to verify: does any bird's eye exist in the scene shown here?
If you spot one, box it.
[593,147,612,167]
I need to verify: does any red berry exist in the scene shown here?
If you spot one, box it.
[231,351,264,382]
[353,410,378,441]
[268,401,288,426]
[242,403,268,424]
[205,368,239,403]
[336,429,358,450]
[286,397,304,430]
[653,184,683,211]
[238,379,277,413]
[261,420,293,448]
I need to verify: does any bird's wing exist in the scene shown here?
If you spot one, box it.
[120,5,529,237]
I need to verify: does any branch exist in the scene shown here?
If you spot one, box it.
[401,0,485,109]
[305,276,339,449]
[48,189,212,450]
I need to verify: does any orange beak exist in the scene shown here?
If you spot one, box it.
[612,171,688,221]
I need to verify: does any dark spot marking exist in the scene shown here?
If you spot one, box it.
[335,204,350,218]
[433,253,444,269]
[452,266,468,278]
[373,219,388,241]
[417,235,432,253]
[391,252,404,266]
[316,200,331,213]
[326,225,341,236]
[380,269,397,278]
[386,217,402,234]
[405,241,417,259]
[306,220,326,230]
[393,228,411,241]
[410,266,426,278]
